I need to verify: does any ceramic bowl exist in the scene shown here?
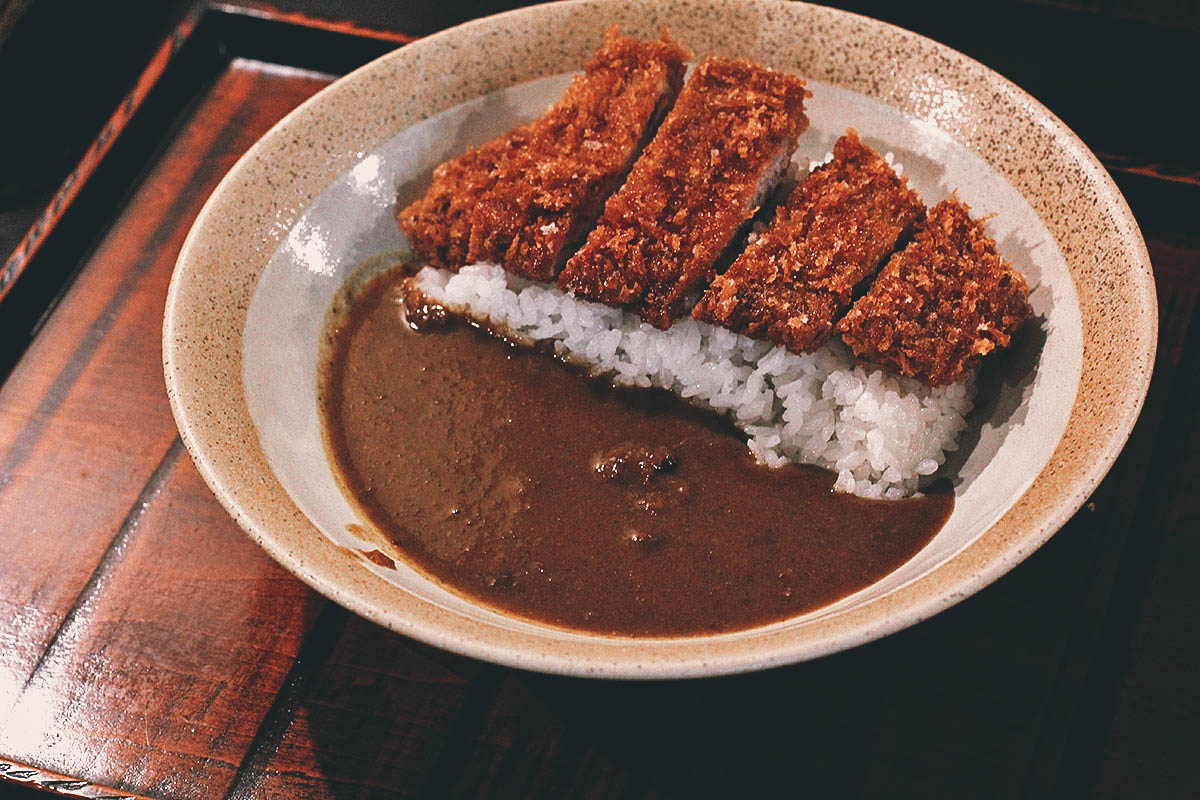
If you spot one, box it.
[164,0,1156,678]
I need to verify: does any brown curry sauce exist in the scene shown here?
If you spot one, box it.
[320,267,952,637]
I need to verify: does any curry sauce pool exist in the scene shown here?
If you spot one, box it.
[321,266,953,636]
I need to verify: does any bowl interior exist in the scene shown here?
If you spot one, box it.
[164,0,1154,678]
[243,72,1081,637]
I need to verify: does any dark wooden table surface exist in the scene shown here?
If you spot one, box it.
[0,1,1197,798]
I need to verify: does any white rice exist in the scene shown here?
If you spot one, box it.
[413,263,974,499]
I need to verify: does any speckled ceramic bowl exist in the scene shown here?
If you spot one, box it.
[163,0,1155,678]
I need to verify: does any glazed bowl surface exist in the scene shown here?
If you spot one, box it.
[164,0,1155,678]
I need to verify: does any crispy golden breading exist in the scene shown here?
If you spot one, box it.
[467,27,689,280]
[397,135,523,268]
[692,130,924,352]
[557,57,810,329]
[397,27,688,276]
[836,198,1032,386]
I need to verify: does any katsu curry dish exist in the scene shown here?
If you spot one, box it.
[320,27,1032,636]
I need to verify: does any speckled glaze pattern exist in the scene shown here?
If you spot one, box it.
[164,0,1156,678]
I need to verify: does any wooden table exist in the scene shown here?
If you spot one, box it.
[1,2,1196,797]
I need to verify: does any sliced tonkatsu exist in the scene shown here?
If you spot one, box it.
[467,27,689,280]
[836,198,1032,386]
[692,130,924,352]
[397,27,689,277]
[558,57,811,329]
[398,135,524,268]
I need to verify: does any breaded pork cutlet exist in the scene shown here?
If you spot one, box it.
[398,27,686,275]
[693,130,924,352]
[398,135,524,267]
[397,27,687,275]
[836,198,1032,386]
[467,27,689,281]
[558,58,810,329]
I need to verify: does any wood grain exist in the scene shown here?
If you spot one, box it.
[1,755,160,799]
[0,58,333,798]
[227,619,487,799]
[0,3,1196,799]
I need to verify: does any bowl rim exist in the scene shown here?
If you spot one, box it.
[163,0,1156,678]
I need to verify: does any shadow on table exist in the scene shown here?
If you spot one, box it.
[297,498,1108,800]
